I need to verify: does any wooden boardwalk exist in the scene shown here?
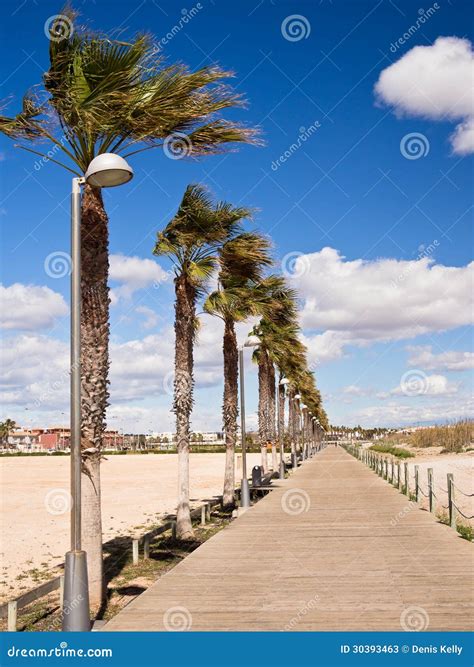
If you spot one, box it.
[104,446,473,631]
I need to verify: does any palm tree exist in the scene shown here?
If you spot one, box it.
[154,185,251,537]
[204,233,273,506]
[0,419,17,447]
[251,282,299,472]
[0,9,258,606]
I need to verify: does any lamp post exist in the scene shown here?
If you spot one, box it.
[277,378,289,479]
[62,153,133,632]
[293,393,301,466]
[238,335,260,509]
[300,403,307,460]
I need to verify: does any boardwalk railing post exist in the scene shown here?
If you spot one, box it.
[7,601,17,632]
[59,574,65,609]
[404,462,409,496]
[206,503,211,522]
[172,521,177,540]
[447,473,456,529]
[428,468,434,513]
[414,465,419,502]
[397,462,401,490]
[132,539,139,565]
[390,459,394,484]
[201,505,206,526]
[143,536,150,560]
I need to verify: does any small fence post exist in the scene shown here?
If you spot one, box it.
[447,473,456,529]
[143,536,150,560]
[206,503,211,522]
[8,601,17,632]
[397,462,401,490]
[172,521,177,540]
[414,465,419,502]
[132,539,139,565]
[201,505,206,526]
[390,459,394,484]
[428,468,434,513]
[404,462,409,496]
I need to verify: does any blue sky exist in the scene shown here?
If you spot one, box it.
[1,0,473,432]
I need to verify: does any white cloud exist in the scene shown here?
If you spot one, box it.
[375,36,474,154]
[292,248,473,357]
[407,345,474,371]
[351,395,473,427]
[342,385,370,397]
[135,306,159,330]
[0,283,68,331]
[390,373,459,397]
[109,254,171,303]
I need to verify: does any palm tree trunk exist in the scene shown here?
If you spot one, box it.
[174,274,195,539]
[80,185,108,610]
[258,352,269,473]
[278,382,285,463]
[222,318,238,507]
[268,363,277,472]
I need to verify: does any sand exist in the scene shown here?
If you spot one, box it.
[0,452,262,603]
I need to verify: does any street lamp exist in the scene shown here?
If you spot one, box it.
[300,404,308,460]
[63,153,133,632]
[277,378,289,479]
[238,336,260,509]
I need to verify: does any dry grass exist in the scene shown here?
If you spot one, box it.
[410,420,473,453]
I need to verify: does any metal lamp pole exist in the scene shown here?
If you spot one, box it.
[238,336,260,508]
[278,378,289,479]
[62,154,133,632]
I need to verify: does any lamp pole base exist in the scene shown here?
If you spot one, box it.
[62,550,91,631]
[279,460,285,479]
[240,478,251,508]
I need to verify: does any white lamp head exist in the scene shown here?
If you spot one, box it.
[294,393,301,400]
[85,153,134,188]
[244,335,260,348]
[301,404,307,410]
[279,378,290,386]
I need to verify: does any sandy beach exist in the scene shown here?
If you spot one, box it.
[0,452,262,603]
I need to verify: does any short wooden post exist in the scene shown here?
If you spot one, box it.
[447,473,456,529]
[206,503,211,522]
[414,465,419,502]
[132,539,139,564]
[201,505,206,526]
[143,536,150,559]
[8,601,17,632]
[404,462,409,496]
[59,574,65,609]
[397,462,401,490]
[428,468,434,513]
[171,521,177,540]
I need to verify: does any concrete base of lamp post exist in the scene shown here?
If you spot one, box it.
[62,550,90,631]
[240,477,251,509]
